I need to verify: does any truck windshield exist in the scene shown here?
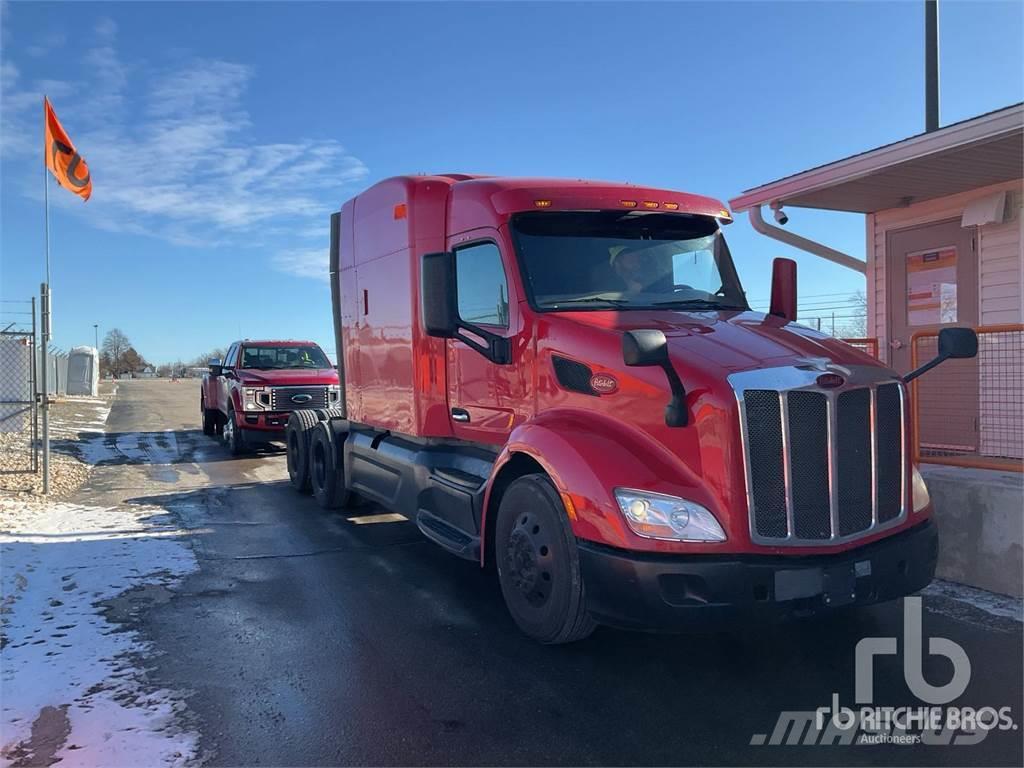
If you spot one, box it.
[511,211,748,311]
[240,346,330,369]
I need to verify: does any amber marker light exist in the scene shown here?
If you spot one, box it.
[534,199,552,208]
[642,201,659,209]
[620,200,638,208]
[393,203,408,220]
[663,202,679,210]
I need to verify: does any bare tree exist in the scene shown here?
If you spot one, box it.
[101,328,131,375]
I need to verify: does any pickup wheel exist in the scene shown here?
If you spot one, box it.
[286,410,320,493]
[309,423,350,509]
[223,405,247,456]
[201,396,217,436]
[494,474,596,644]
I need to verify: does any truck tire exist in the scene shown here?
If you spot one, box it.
[201,395,217,436]
[223,404,247,456]
[309,422,350,509]
[494,474,596,644]
[286,410,320,492]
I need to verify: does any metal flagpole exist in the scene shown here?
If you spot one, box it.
[41,97,51,494]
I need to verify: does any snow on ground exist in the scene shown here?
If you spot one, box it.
[46,397,113,440]
[0,498,200,767]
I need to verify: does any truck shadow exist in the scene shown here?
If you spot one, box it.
[120,480,1023,767]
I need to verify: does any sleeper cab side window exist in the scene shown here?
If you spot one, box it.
[455,242,510,328]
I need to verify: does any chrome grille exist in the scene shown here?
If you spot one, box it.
[731,366,906,546]
[269,386,328,411]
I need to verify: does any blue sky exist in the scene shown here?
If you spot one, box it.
[1,0,1021,364]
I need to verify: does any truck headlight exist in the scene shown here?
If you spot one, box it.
[912,466,930,512]
[242,387,266,411]
[327,385,341,403]
[614,488,726,542]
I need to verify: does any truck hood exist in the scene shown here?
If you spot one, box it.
[558,309,882,373]
[235,368,339,386]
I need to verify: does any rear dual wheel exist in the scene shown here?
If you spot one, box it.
[201,396,218,436]
[309,423,350,509]
[495,474,596,644]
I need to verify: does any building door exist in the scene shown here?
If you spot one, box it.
[886,218,979,455]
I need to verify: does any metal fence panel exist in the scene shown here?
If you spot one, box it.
[911,324,1023,471]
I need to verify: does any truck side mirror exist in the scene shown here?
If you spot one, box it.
[422,251,459,337]
[904,327,978,383]
[769,257,798,322]
[208,358,223,377]
[622,329,688,427]
[421,252,512,365]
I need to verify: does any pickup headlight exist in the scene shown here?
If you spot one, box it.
[912,466,930,512]
[242,387,266,411]
[614,488,726,542]
[327,384,341,403]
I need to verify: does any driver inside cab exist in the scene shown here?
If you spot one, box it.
[609,244,672,294]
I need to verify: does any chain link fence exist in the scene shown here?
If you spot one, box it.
[0,300,39,475]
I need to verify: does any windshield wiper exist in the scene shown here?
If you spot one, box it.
[548,295,632,308]
[649,298,746,310]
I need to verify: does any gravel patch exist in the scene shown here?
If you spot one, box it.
[0,389,114,500]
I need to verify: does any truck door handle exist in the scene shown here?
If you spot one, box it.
[451,408,470,423]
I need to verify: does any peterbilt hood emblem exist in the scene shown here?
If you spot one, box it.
[793,357,852,377]
[291,394,313,404]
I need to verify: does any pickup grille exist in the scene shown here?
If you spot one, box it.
[736,370,906,546]
[269,386,328,411]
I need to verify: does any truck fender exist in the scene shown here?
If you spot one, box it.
[480,408,719,564]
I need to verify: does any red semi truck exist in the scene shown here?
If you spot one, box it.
[285,175,976,643]
[200,339,341,454]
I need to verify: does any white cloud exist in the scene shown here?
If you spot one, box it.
[0,23,368,279]
[272,246,330,281]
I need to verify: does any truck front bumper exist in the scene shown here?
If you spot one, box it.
[579,520,938,631]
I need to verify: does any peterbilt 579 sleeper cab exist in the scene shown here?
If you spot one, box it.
[284,175,977,643]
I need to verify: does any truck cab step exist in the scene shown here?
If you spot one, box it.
[416,510,480,562]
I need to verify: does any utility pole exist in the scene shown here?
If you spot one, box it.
[93,323,98,350]
[925,0,940,132]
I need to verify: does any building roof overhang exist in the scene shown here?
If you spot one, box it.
[729,104,1023,215]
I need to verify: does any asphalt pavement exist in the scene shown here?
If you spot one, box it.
[73,380,1023,766]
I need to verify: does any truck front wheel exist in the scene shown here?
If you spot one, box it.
[494,474,596,644]
[223,405,247,456]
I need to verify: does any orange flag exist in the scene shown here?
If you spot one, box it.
[44,97,92,201]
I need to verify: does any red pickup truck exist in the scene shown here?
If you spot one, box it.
[200,339,340,454]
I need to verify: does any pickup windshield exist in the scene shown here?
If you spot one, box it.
[240,345,330,370]
[511,211,748,311]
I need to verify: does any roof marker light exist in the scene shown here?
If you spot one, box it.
[642,201,659,209]
[620,200,638,208]
[718,208,732,219]
[534,199,552,208]
[663,202,679,210]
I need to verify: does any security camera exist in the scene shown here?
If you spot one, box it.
[771,202,788,226]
